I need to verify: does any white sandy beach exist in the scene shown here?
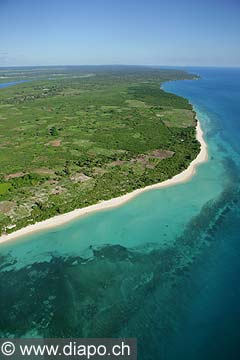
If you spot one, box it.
[0,120,208,245]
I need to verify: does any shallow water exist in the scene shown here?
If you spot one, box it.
[0,80,29,88]
[0,68,240,359]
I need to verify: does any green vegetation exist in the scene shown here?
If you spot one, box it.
[0,66,200,234]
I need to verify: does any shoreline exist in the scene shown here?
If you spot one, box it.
[0,119,208,245]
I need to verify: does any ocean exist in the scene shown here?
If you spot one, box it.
[0,67,240,359]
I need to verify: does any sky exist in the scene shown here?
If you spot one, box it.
[0,0,240,67]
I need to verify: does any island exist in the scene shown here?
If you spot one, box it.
[0,66,204,237]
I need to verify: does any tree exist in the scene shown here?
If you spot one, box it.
[49,126,58,136]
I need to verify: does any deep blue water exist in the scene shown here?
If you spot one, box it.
[0,68,240,359]
[160,67,240,359]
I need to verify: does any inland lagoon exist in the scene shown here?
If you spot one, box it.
[0,67,240,359]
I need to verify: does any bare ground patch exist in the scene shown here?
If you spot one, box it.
[70,173,92,183]
[131,149,175,168]
[5,172,26,180]
[0,201,16,214]
[47,139,61,147]
[34,168,55,175]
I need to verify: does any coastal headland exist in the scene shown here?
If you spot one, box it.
[0,66,205,242]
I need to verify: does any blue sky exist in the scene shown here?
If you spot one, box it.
[0,0,240,66]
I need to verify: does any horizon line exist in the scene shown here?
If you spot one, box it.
[0,64,240,69]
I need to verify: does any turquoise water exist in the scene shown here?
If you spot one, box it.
[0,68,240,358]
